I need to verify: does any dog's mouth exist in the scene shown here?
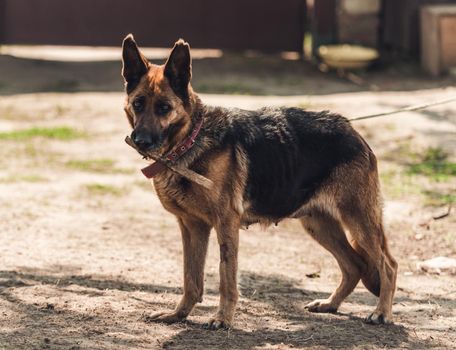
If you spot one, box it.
[135,127,175,159]
[137,142,161,153]
[125,135,161,161]
[125,122,184,161]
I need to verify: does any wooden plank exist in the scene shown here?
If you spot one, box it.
[440,16,456,68]
[383,0,454,56]
[421,6,441,76]
[421,5,456,76]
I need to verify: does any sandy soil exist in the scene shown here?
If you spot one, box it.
[0,55,455,349]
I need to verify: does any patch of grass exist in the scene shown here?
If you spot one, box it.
[66,159,134,174]
[407,147,456,181]
[84,183,125,197]
[380,169,421,199]
[0,141,63,169]
[0,174,48,183]
[423,190,455,207]
[382,140,418,163]
[0,127,85,141]
[66,159,114,173]
[0,104,70,121]
[381,146,455,207]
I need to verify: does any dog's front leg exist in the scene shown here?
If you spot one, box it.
[146,217,211,324]
[204,218,240,330]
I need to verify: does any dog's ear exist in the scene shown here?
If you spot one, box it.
[164,39,191,102]
[121,34,149,92]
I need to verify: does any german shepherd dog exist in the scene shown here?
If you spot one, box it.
[121,35,398,329]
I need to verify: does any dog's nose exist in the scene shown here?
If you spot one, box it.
[131,129,154,149]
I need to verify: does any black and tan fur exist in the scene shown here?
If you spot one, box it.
[121,35,398,329]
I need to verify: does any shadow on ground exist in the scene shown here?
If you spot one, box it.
[1,53,455,96]
[0,268,451,349]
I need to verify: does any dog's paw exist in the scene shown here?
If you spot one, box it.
[365,311,393,325]
[202,316,231,330]
[143,310,185,324]
[304,299,338,313]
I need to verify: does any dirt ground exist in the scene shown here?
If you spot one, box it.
[0,50,455,349]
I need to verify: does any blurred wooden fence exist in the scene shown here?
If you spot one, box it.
[0,0,306,52]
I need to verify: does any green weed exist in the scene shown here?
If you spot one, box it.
[66,159,133,174]
[407,147,456,181]
[422,190,455,206]
[84,183,125,196]
[0,126,85,141]
[0,174,48,183]
[380,169,421,199]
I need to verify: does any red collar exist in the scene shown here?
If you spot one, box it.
[141,118,203,178]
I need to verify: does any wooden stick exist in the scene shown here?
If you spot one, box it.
[125,136,214,190]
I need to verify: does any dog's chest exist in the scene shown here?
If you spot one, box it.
[154,175,195,213]
[152,148,236,222]
[152,171,217,223]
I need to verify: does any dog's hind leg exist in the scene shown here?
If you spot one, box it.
[340,206,398,324]
[300,211,367,313]
[352,240,381,297]
[146,217,211,323]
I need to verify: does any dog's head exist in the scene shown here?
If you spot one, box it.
[121,34,197,155]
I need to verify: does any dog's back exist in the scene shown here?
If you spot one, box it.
[203,106,371,221]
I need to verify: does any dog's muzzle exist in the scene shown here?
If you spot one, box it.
[131,128,161,152]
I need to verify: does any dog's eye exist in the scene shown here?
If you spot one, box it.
[132,97,145,113]
[155,102,171,116]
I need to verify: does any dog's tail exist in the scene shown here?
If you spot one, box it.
[352,241,381,297]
